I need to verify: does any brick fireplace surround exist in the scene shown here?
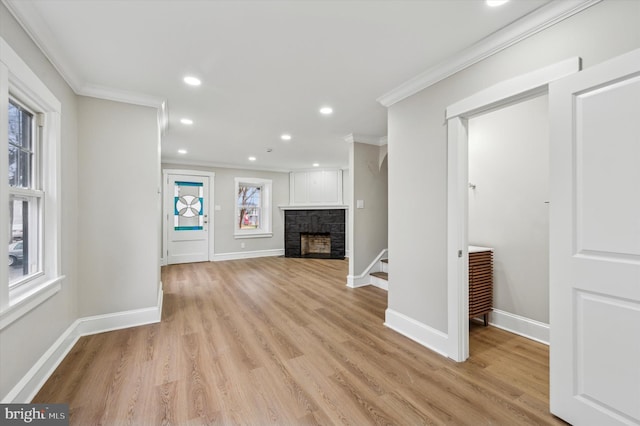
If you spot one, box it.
[284,209,345,259]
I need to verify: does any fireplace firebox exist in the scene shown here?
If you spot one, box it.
[301,232,331,257]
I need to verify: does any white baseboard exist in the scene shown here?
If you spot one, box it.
[347,273,388,290]
[346,248,388,288]
[346,274,372,288]
[75,289,163,336]
[1,319,81,403]
[369,275,388,291]
[384,308,448,357]
[488,309,549,345]
[212,248,284,262]
[2,284,164,403]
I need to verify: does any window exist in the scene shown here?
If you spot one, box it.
[8,99,42,286]
[234,177,272,238]
[1,36,62,320]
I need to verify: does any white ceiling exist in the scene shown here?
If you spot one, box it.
[6,0,554,171]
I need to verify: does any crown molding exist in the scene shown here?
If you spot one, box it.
[3,0,165,109]
[162,157,350,174]
[2,0,84,93]
[161,157,294,174]
[377,0,602,107]
[344,133,387,146]
[80,83,165,108]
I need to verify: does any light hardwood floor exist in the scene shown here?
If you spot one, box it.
[34,257,566,425]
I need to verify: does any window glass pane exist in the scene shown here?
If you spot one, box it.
[15,150,33,188]
[237,184,261,230]
[8,195,40,286]
[8,101,32,149]
[8,143,18,187]
[8,100,33,188]
[173,181,203,231]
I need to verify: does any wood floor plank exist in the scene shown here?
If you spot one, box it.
[33,257,566,425]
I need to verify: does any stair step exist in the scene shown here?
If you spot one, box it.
[380,258,389,273]
[370,271,388,280]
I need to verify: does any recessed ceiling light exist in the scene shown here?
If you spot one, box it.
[319,106,333,115]
[180,118,193,125]
[486,0,509,6]
[178,149,187,154]
[281,134,292,141]
[183,76,201,86]
[248,156,257,161]
[312,163,320,167]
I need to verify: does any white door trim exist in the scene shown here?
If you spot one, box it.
[445,57,581,362]
[162,169,215,265]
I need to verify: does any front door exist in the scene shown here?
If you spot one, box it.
[166,173,211,264]
[549,49,640,425]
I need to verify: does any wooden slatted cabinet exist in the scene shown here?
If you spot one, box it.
[469,246,493,326]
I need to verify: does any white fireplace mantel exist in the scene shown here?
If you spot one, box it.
[279,205,348,211]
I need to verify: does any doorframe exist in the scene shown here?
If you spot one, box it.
[162,169,215,265]
[445,57,581,362]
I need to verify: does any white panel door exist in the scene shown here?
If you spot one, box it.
[549,48,640,425]
[167,174,210,264]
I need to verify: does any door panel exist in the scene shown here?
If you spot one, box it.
[167,174,210,264]
[576,291,640,419]
[575,75,640,258]
[549,48,640,425]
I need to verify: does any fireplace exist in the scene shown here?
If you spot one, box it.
[301,232,331,258]
[284,209,345,259]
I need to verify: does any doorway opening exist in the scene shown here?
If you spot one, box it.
[445,57,581,362]
[467,95,550,353]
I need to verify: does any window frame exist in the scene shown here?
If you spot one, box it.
[0,36,63,328]
[234,177,272,238]
[8,97,44,288]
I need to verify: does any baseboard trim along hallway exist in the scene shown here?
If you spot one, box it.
[2,285,164,403]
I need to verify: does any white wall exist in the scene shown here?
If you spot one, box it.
[0,2,79,399]
[78,97,160,316]
[342,168,351,256]
[468,95,549,323]
[349,142,388,276]
[162,164,289,257]
[387,0,640,336]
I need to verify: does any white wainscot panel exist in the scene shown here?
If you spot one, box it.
[320,170,339,203]
[290,170,342,206]
[293,172,308,204]
[576,290,640,421]
[307,170,324,203]
[575,76,640,260]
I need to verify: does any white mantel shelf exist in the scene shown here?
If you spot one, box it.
[279,205,349,210]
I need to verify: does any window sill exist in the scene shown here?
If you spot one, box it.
[0,275,65,330]
[234,232,273,239]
